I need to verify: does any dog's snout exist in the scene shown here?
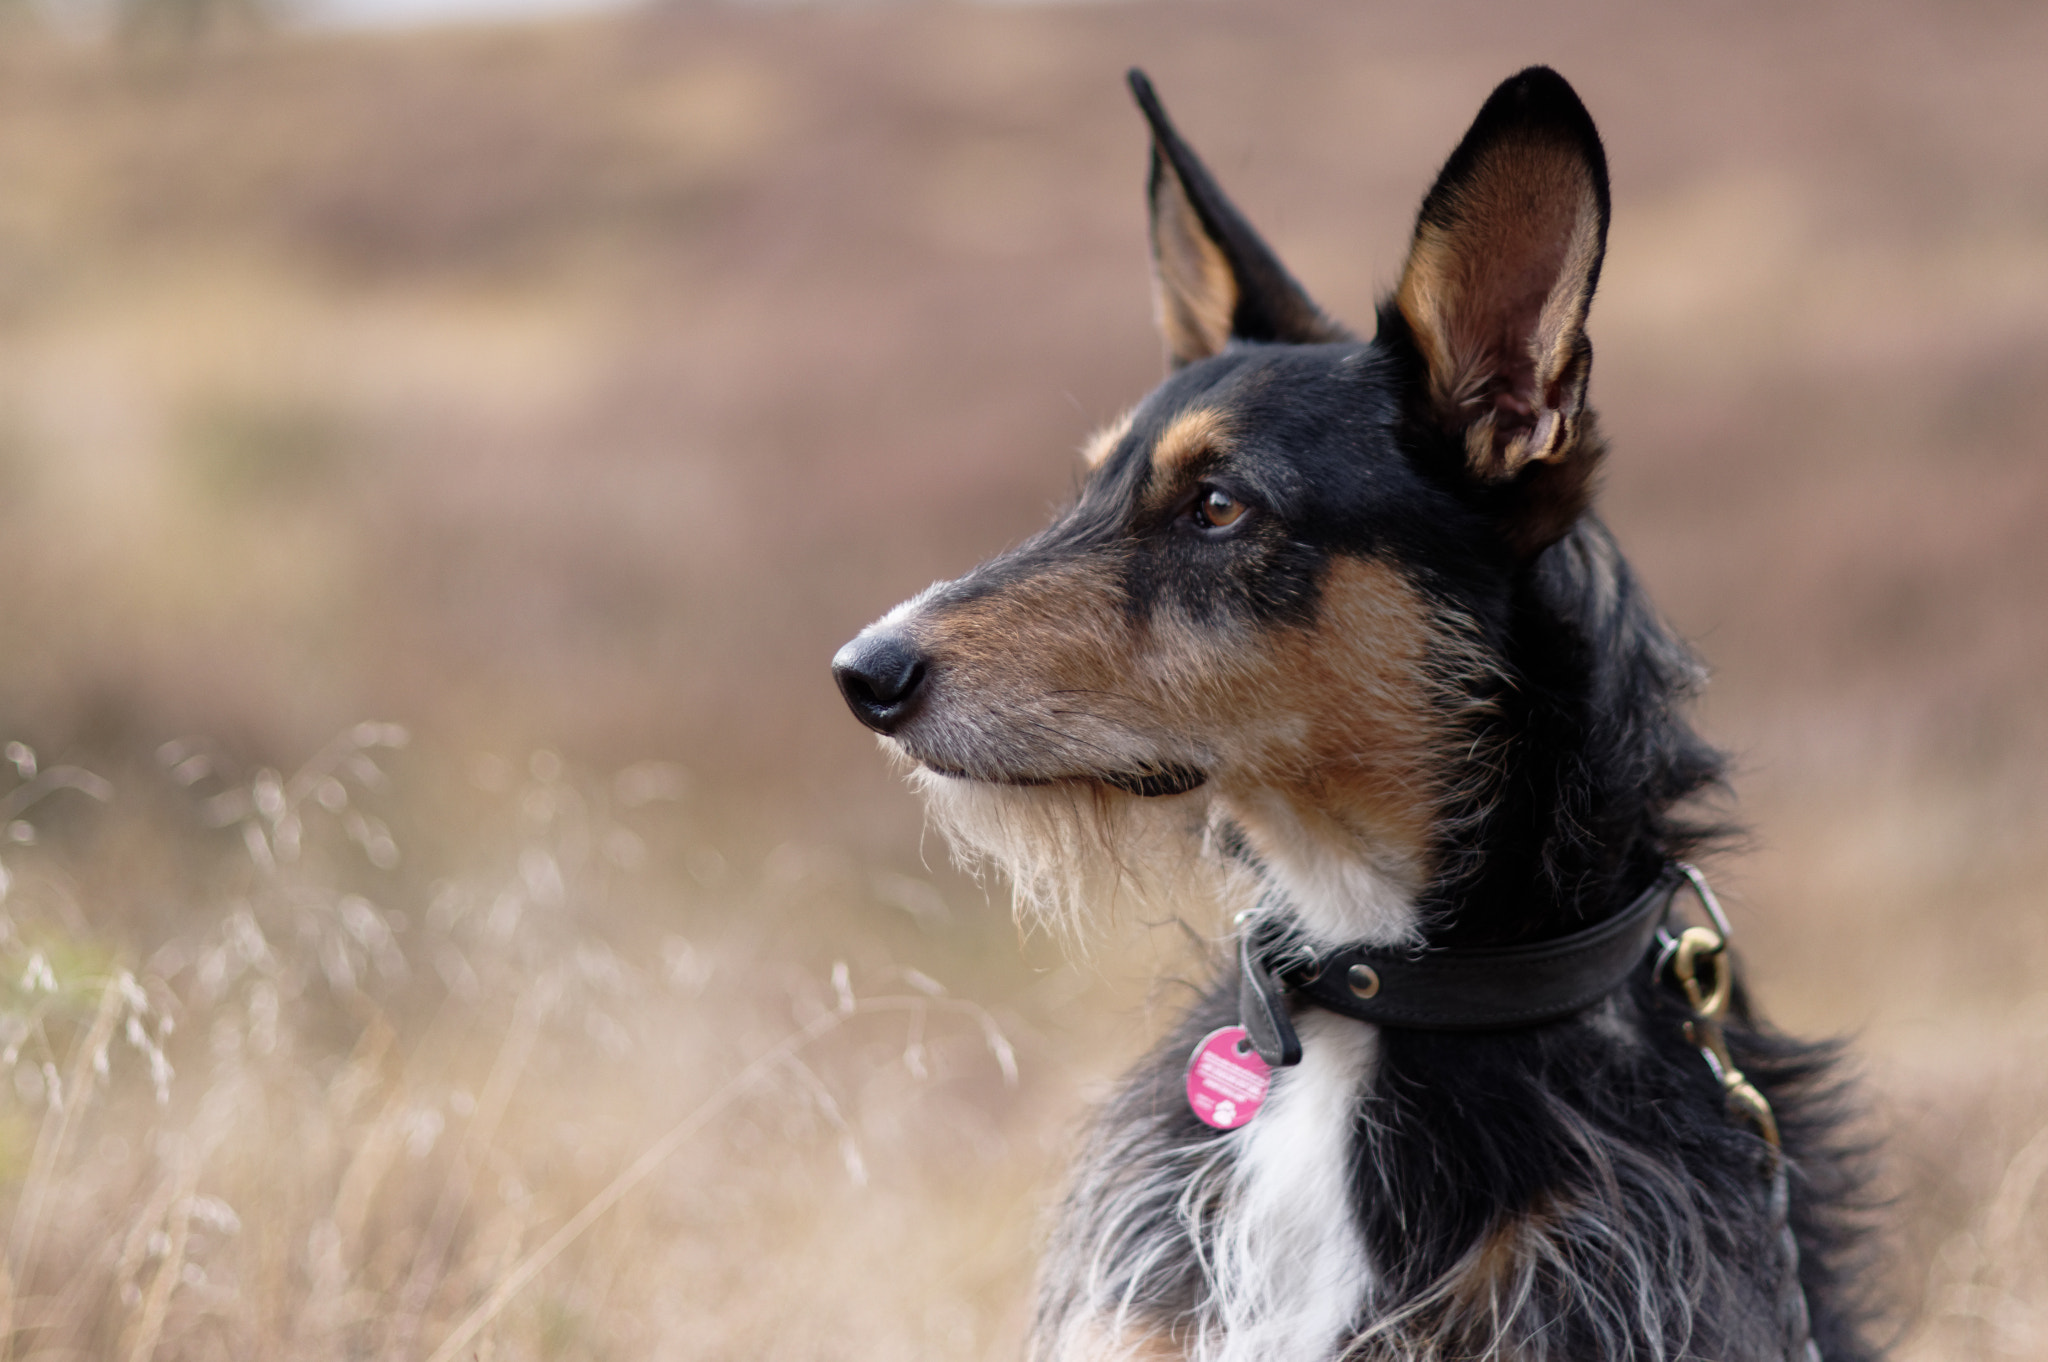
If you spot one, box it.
[832,633,929,734]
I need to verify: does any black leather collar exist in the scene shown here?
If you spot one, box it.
[1239,865,1686,1067]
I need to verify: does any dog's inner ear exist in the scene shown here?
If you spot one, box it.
[1393,67,1611,498]
[1130,70,1348,369]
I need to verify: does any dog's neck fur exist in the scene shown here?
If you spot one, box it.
[1234,512,1722,959]
[1420,514,1725,946]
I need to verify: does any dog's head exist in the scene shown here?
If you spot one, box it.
[834,68,1613,944]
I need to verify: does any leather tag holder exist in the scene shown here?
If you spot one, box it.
[1239,929,1303,1068]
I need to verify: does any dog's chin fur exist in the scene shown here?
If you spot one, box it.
[904,758,1242,944]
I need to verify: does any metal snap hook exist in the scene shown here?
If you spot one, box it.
[1673,926,1732,1020]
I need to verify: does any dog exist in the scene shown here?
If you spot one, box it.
[833,67,1874,1362]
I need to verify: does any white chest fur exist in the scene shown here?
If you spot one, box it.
[1202,1011,1378,1362]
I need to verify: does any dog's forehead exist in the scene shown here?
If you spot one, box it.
[1087,341,1409,511]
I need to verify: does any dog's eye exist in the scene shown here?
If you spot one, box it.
[1193,488,1246,530]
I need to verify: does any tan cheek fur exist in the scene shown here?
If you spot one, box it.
[1193,558,1450,884]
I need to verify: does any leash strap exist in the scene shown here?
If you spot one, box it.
[1239,866,1684,1064]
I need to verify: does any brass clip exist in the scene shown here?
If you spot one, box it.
[1668,869,1780,1152]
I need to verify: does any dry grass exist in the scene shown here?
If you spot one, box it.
[0,728,1124,1359]
[0,1,2042,1357]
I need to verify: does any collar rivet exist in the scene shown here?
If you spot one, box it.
[1347,964,1381,999]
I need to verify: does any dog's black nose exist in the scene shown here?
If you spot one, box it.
[833,633,929,734]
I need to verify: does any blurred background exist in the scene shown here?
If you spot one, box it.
[0,0,2044,1357]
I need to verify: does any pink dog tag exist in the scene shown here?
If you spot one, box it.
[1185,1025,1271,1129]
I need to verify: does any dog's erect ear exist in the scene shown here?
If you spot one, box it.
[1129,69,1348,369]
[1391,67,1610,515]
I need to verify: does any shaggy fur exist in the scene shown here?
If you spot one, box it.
[832,66,1879,1362]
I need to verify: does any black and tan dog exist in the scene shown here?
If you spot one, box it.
[834,68,1874,1362]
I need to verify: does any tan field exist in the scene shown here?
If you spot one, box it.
[0,1,2044,1356]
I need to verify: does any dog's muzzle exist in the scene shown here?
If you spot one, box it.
[831,628,1207,797]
